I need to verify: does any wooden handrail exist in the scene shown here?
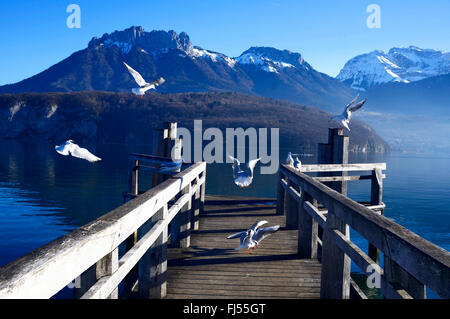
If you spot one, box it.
[300,163,386,173]
[279,164,450,299]
[0,162,206,299]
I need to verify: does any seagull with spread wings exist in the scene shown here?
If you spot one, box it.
[55,140,101,162]
[330,94,367,131]
[123,62,165,97]
[226,220,280,254]
[228,155,261,188]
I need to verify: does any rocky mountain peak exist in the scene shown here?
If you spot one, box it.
[88,26,193,54]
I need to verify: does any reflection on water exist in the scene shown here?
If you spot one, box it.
[0,139,449,296]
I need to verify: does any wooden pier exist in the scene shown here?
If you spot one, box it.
[0,125,449,299]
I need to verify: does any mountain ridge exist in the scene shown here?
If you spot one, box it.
[0,91,390,154]
[337,45,450,91]
[0,26,354,113]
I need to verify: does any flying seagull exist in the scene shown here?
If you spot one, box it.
[123,62,165,96]
[329,94,366,131]
[55,140,101,162]
[227,220,280,253]
[228,155,261,188]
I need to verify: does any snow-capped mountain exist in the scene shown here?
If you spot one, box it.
[337,46,450,91]
[235,47,310,73]
[0,26,354,112]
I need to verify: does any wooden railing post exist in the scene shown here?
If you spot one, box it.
[138,205,168,299]
[320,209,351,299]
[199,170,206,215]
[368,168,383,264]
[96,249,119,299]
[191,177,201,230]
[128,159,139,196]
[297,193,318,259]
[152,122,181,186]
[276,171,286,215]
[171,184,192,248]
[331,129,349,196]
[384,256,426,299]
[285,179,298,229]
[73,265,97,298]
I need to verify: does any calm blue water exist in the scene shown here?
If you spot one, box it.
[0,139,449,297]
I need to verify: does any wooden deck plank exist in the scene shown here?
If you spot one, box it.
[165,196,321,299]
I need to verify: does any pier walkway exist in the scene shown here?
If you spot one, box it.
[166,195,321,299]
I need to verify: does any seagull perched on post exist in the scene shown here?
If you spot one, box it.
[123,62,165,97]
[227,220,280,254]
[228,155,261,188]
[55,140,101,162]
[286,152,294,167]
[329,94,366,131]
[293,156,302,171]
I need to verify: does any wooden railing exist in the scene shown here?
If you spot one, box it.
[0,162,206,299]
[277,163,450,299]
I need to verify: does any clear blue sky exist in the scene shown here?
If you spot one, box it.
[0,0,449,85]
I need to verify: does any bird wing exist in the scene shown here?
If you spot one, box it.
[55,141,72,156]
[70,143,101,162]
[348,99,366,112]
[228,155,240,167]
[249,220,268,232]
[253,225,280,243]
[145,77,165,88]
[247,158,261,172]
[226,231,247,239]
[345,94,360,109]
[123,62,147,87]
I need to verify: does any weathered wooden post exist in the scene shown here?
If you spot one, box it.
[317,128,348,194]
[384,256,426,299]
[318,127,350,298]
[138,205,168,299]
[171,183,192,248]
[152,122,182,186]
[276,171,286,215]
[368,168,383,264]
[320,209,351,299]
[199,170,206,215]
[297,192,318,259]
[285,179,299,229]
[191,176,201,230]
[96,249,119,299]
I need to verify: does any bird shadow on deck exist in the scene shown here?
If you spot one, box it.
[168,245,298,267]
[202,205,277,215]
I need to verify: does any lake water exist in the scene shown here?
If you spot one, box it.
[0,139,449,297]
